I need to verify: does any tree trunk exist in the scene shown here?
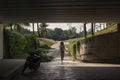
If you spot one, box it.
[99,23,102,30]
[32,23,36,49]
[37,23,40,38]
[93,23,96,32]
[44,28,47,38]
[45,29,47,38]
[10,25,13,32]
[91,23,94,36]
[32,23,35,34]
[83,23,87,39]
[103,23,106,29]
[36,23,40,49]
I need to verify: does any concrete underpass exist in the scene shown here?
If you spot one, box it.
[0,0,120,80]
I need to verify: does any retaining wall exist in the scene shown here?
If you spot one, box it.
[79,32,120,62]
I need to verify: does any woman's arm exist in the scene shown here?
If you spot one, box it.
[63,45,68,52]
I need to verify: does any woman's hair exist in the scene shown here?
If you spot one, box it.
[60,41,64,46]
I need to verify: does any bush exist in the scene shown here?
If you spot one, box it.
[24,34,36,52]
[67,38,82,59]
[34,38,56,62]
[40,54,54,62]
[4,30,55,61]
[40,44,51,49]
[39,38,56,47]
[76,41,80,54]
[69,42,77,59]
[9,32,27,58]
[35,49,54,62]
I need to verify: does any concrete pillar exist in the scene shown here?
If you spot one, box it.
[117,23,120,31]
[0,24,3,59]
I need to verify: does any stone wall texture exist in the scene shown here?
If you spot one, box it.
[79,32,120,62]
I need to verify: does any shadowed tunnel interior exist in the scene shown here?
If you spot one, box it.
[0,0,120,22]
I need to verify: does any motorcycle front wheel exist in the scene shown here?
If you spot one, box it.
[33,62,40,71]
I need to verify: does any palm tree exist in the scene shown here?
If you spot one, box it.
[40,23,48,38]
[4,23,14,32]
[4,23,30,32]
[46,28,53,38]
[32,23,35,34]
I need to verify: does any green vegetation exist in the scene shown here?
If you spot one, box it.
[8,32,55,61]
[87,23,117,38]
[37,48,54,62]
[66,38,83,59]
[9,32,27,58]
[4,22,118,61]
[95,23,117,35]
[39,38,56,49]
[4,23,56,62]
[37,38,56,62]
[24,34,36,52]
[67,23,117,59]
[39,27,79,40]
[4,29,36,58]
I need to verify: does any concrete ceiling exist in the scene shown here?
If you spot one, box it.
[0,0,120,22]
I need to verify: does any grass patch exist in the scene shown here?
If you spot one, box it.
[94,24,117,36]
[66,38,83,59]
[37,38,56,62]
[37,48,54,62]
[87,23,117,38]
[39,38,56,49]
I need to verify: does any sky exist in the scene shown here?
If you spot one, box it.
[47,23,70,30]
[26,23,90,32]
[25,23,106,33]
[26,23,84,31]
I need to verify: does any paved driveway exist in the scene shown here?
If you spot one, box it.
[13,42,120,80]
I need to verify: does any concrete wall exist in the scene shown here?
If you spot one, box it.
[79,32,120,62]
[0,24,3,59]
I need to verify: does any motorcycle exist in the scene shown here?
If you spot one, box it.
[22,51,41,73]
